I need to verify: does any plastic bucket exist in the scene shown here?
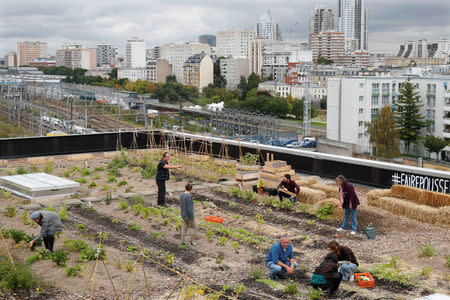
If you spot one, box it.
[364,223,376,240]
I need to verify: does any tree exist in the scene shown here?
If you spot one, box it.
[237,76,248,99]
[166,75,177,84]
[315,56,333,65]
[213,56,227,88]
[394,80,427,154]
[320,96,327,110]
[423,135,447,161]
[247,73,261,91]
[365,106,400,158]
[109,68,118,79]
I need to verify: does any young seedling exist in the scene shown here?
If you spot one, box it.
[5,206,16,218]
[232,241,239,253]
[219,237,228,246]
[119,200,128,210]
[250,266,263,279]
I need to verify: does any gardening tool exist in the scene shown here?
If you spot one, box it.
[363,223,376,240]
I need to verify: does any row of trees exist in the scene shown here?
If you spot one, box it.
[365,80,447,160]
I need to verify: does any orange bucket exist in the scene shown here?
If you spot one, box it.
[204,216,224,224]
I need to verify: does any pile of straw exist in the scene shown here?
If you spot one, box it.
[297,187,326,205]
[391,185,450,208]
[296,177,318,187]
[436,206,450,227]
[316,198,344,219]
[366,189,391,203]
[421,190,450,208]
[311,184,339,199]
[369,196,439,226]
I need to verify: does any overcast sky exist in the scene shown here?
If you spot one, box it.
[0,0,449,56]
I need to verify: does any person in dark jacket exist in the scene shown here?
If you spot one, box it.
[335,175,360,234]
[277,174,300,202]
[328,241,359,281]
[311,252,342,297]
[28,211,63,253]
[180,183,197,247]
[156,152,182,207]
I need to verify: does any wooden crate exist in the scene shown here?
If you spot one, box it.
[264,160,287,168]
[262,164,292,173]
[236,171,259,181]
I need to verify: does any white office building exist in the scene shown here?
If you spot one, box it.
[216,29,257,58]
[256,11,282,40]
[397,39,450,59]
[125,37,146,68]
[337,0,368,50]
[158,42,211,82]
[220,57,249,90]
[327,75,450,156]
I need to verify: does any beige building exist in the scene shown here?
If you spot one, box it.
[17,41,47,66]
[182,53,213,92]
[159,42,211,82]
[5,52,17,67]
[117,59,172,83]
[309,31,345,63]
[216,29,256,58]
[385,56,445,67]
[56,44,97,70]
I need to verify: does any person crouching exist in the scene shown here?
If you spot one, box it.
[311,252,342,298]
[28,211,63,253]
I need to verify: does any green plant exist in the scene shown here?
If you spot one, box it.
[216,252,224,264]
[370,257,414,286]
[127,221,141,231]
[96,231,109,241]
[65,264,82,277]
[74,178,88,184]
[315,203,333,220]
[88,181,98,188]
[71,166,80,173]
[219,237,228,246]
[129,195,145,204]
[445,255,450,268]
[107,175,117,183]
[29,165,40,173]
[163,252,175,266]
[228,187,243,198]
[233,214,242,219]
[124,261,135,273]
[250,266,263,279]
[280,199,294,210]
[417,244,436,258]
[131,204,144,215]
[206,230,215,242]
[101,185,110,192]
[240,152,258,165]
[51,249,69,267]
[232,283,246,295]
[271,198,281,208]
[5,206,16,217]
[243,190,256,202]
[112,218,119,224]
[16,166,28,174]
[80,168,91,177]
[232,241,239,252]
[284,280,299,294]
[308,287,323,300]
[127,245,138,252]
[119,200,128,210]
[254,214,264,225]
[94,167,105,172]
[0,255,39,291]
[297,203,310,213]
[2,190,12,201]
[59,202,68,222]
[420,267,431,278]
[117,180,128,187]
[9,229,28,244]
[229,202,237,208]
[64,239,89,252]
[21,211,32,225]
[44,162,53,174]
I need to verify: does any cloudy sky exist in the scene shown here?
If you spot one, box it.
[0,0,449,56]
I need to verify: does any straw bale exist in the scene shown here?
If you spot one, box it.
[297,187,326,205]
[27,156,54,165]
[296,177,318,187]
[311,184,339,199]
[374,196,439,225]
[436,206,450,228]
[103,151,120,159]
[422,191,450,208]
[391,185,425,204]
[366,189,391,203]
[0,160,7,167]
[67,153,93,161]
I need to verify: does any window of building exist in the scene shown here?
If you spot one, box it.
[426,109,435,120]
[359,96,364,102]
[359,121,363,127]
[427,84,436,94]
[371,95,379,105]
[427,96,436,107]
[359,83,364,89]
[382,95,389,105]
[359,108,364,114]
[358,133,363,139]
[371,108,379,120]
[382,83,389,94]
[371,83,379,94]
[426,123,435,134]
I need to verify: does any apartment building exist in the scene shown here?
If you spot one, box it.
[56,44,96,70]
[327,75,450,156]
[309,31,345,62]
[5,52,17,68]
[182,53,213,92]
[17,41,48,66]
[309,8,334,34]
[125,37,146,68]
[117,59,172,83]
[216,29,256,58]
[220,57,249,90]
[96,44,117,66]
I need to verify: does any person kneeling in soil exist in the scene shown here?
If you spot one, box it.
[265,236,298,280]
[28,211,63,253]
[277,174,300,202]
[180,183,197,247]
[311,252,342,297]
[328,241,358,281]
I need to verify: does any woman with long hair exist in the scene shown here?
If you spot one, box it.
[335,175,360,235]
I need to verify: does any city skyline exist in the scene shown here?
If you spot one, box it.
[0,0,449,56]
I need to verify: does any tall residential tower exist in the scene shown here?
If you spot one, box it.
[309,8,335,34]
[337,0,368,50]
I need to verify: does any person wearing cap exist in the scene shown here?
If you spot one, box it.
[28,211,63,253]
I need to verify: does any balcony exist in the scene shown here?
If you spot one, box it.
[444,118,450,125]
[444,132,450,139]
[426,93,436,98]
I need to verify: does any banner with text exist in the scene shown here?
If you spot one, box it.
[391,171,450,194]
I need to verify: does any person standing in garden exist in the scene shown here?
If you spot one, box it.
[328,241,359,281]
[265,236,298,280]
[28,211,63,253]
[156,152,182,207]
[277,174,300,202]
[335,175,360,234]
[180,183,197,247]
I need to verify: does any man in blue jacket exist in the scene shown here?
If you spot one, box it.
[266,236,298,280]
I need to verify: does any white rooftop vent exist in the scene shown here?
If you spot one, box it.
[0,173,80,199]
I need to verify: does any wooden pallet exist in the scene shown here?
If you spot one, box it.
[264,160,287,168]
[262,164,292,174]
[236,171,259,181]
